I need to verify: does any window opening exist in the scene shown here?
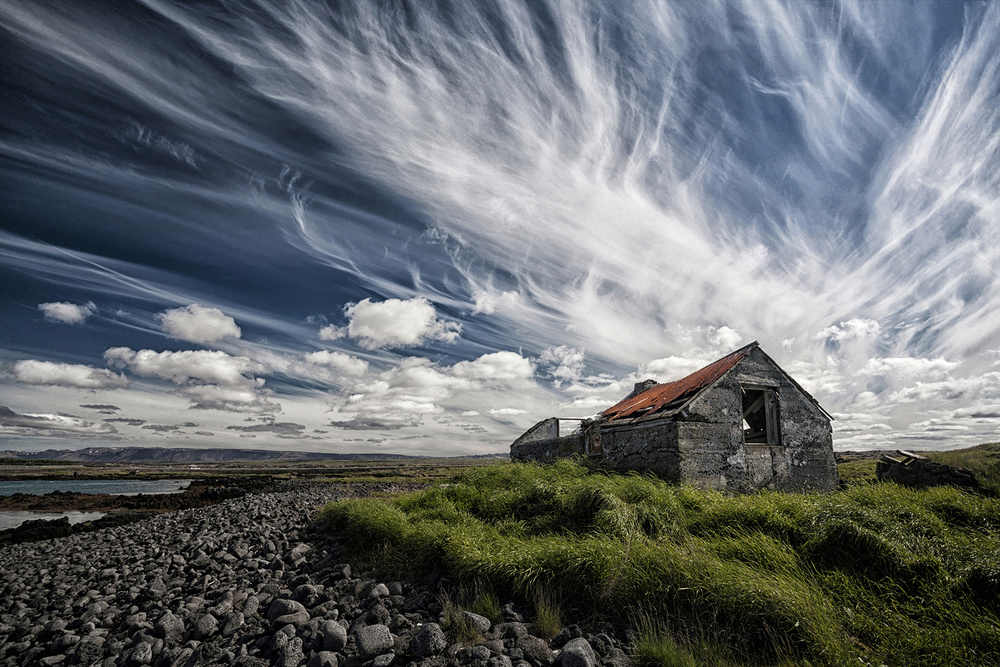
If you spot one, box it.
[742,386,780,445]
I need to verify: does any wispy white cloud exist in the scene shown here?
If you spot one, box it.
[3,1,1000,452]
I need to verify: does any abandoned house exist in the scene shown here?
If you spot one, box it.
[511,341,837,492]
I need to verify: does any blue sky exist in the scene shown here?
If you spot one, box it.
[2,0,999,455]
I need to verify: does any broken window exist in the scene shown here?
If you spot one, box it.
[742,386,780,445]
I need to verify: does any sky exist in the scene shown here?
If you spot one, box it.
[2,0,999,456]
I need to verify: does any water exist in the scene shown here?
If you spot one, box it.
[0,479,191,531]
[0,479,192,497]
[0,511,106,531]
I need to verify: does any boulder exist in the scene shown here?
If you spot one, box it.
[355,623,394,657]
[409,623,447,657]
[561,638,597,667]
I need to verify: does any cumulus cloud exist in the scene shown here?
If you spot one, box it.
[641,356,710,382]
[12,359,128,389]
[318,325,346,341]
[453,351,533,382]
[472,290,520,315]
[343,297,461,349]
[329,351,536,434]
[539,346,585,385]
[180,382,279,413]
[156,304,240,344]
[104,347,261,385]
[0,405,119,439]
[707,326,742,351]
[303,350,369,377]
[37,301,96,324]
[816,319,882,344]
[104,347,276,413]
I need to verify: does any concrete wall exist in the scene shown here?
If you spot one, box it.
[683,346,836,492]
[600,419,681,482]
[510,346,836,493]
[510,434,585,462]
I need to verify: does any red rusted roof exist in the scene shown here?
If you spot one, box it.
[601,342,759,422]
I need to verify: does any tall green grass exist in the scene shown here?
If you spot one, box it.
[319,459,1000,666]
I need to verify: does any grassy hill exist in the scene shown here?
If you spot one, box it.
[319,455,1000,666]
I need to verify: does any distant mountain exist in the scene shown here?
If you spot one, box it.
[0,447,420,463]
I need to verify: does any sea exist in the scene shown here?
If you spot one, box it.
[0,479,192,531]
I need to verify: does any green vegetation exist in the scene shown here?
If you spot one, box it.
[925,443,1000,495]
[320,458,1000,666]
[833,458,877,486]
[0,458,73,466]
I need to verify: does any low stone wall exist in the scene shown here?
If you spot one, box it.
[510,435,585,462]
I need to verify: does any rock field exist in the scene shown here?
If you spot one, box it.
[0,483,631,667]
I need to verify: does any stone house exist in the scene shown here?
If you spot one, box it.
[511,341,837,492]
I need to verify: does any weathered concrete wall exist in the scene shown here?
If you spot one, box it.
[510,434,585,462]
[684,347,836,492]
[676,421,745,491]
[512,418,560,447]
[600,419,680,482]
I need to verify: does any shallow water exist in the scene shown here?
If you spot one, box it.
[0,510,107,531]
[0,479,191,497]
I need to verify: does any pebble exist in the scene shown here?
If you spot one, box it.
[0,482,626,667]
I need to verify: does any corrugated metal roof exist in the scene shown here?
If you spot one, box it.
[601,341,759,422]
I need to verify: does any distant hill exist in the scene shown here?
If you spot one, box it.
[0,447,508,464]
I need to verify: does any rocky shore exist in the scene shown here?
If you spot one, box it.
[0,483,630,667]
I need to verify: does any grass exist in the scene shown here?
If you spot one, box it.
[318,458,1000,666]
[533,589,562,641]
[925,443,1000,495]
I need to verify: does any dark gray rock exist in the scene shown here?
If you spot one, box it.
[276,637,305,667]
[515,636,554,667]
[561,638,597,667]
[321,620,348,652]
[153,610,185,643]
[355,623,393,658]
[190,614,218,640]
[462,611,491,634]
[267,599,307,624]
[241,595,260,618]
[307,652,339,667]
[271,610,311,632]
[221,612,245,637]
[124,640,153,666]
[409,622,447,657]
[497,623,528,640]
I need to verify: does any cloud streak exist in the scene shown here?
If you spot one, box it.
[2,1,999,452]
